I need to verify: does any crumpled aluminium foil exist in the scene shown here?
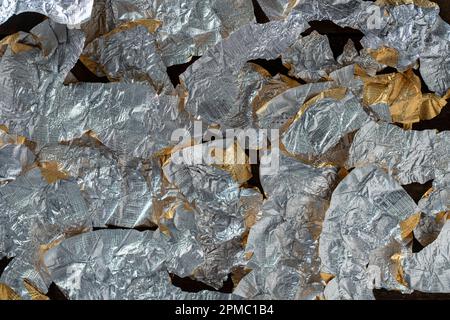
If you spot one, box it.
[419,16,450,96]
[0,20,85,138]
[42,229,233,299]
[0,19,189,160]
[97,0,256,66]
[403,220,450,293]
[414,169,450,246]
[180,17,309,129]
[281,91,370,163]
[319,165,418,299]
[337,40,387,76]
[281,31,338,82]
[38,144,157,228]
[32,82,190,159]
[81,24,173,94]
[163,141,263,246]
[266,0,449,92]
[0,143,34,183]
[256,81,338,130]
[0,0,94,25]
[234,150,338,299]
[348,121,450,185]
[0,168,91,297]
[159,140,263,288]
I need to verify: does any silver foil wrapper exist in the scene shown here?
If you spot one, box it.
[281,31,338,82]
[180,16,309,129]
[403,220,450,293]
[82,24,173,94]
[281,91,370,162]
[98,0,256,66]
[0,0,94,25]
[234,150,338,299]
[319,165,418,299]
[0,168,91,297]
[32,83,190,159]
[414,169,450,246]
[163,141,262,246]
[348,121,450,185]
[0,20,85,137]
[42,229,232,299]
[256,81,338,130]
[38,144,158,228]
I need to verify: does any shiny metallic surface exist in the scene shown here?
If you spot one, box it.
[0,168,91,297]
[42,229,232,299]
[106,0,256,66]
[403,221,450,293]
[282,92,370,162]
[282,31,338,82]
[82,24,173,94]
[234,150,338,299]
[38,144,156,228]
[348,121,450,184]
[0,143,34,182]
[0,0,94,25]
[180,17,309,129]
[319,165,418,299]
[1,0,450,301]
[256,81,337,130]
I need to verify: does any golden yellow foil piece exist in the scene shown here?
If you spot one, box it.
[391,253,409,288]
[39,161,69,184]
[375,0,439,8]
[23,279,49,300]
[0,283,21,300]
[367,47,399,68]
[0,33,35,56]
[400,212,421,239]
[212,141,253,185]
[361,69,447,125]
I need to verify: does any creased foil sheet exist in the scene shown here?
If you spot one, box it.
[42,229,233,299]
[414,170,450,246]
[281,31,338,82]
[81,23,173,94]
[0,0,94,25]
[0,143,34,183]
[0,168,91,297]
[88,0,256,66]
[347,121,450,184]
[319,165,418,299]
[403,221,450,293]
[163,140,262,246]
[234,150,338,299]
[281,91,370,163]
[360,70,447,125]
[33,83,190,159]
[180,17,309,129]
[38,144,157,228]
[160,140,263,288]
